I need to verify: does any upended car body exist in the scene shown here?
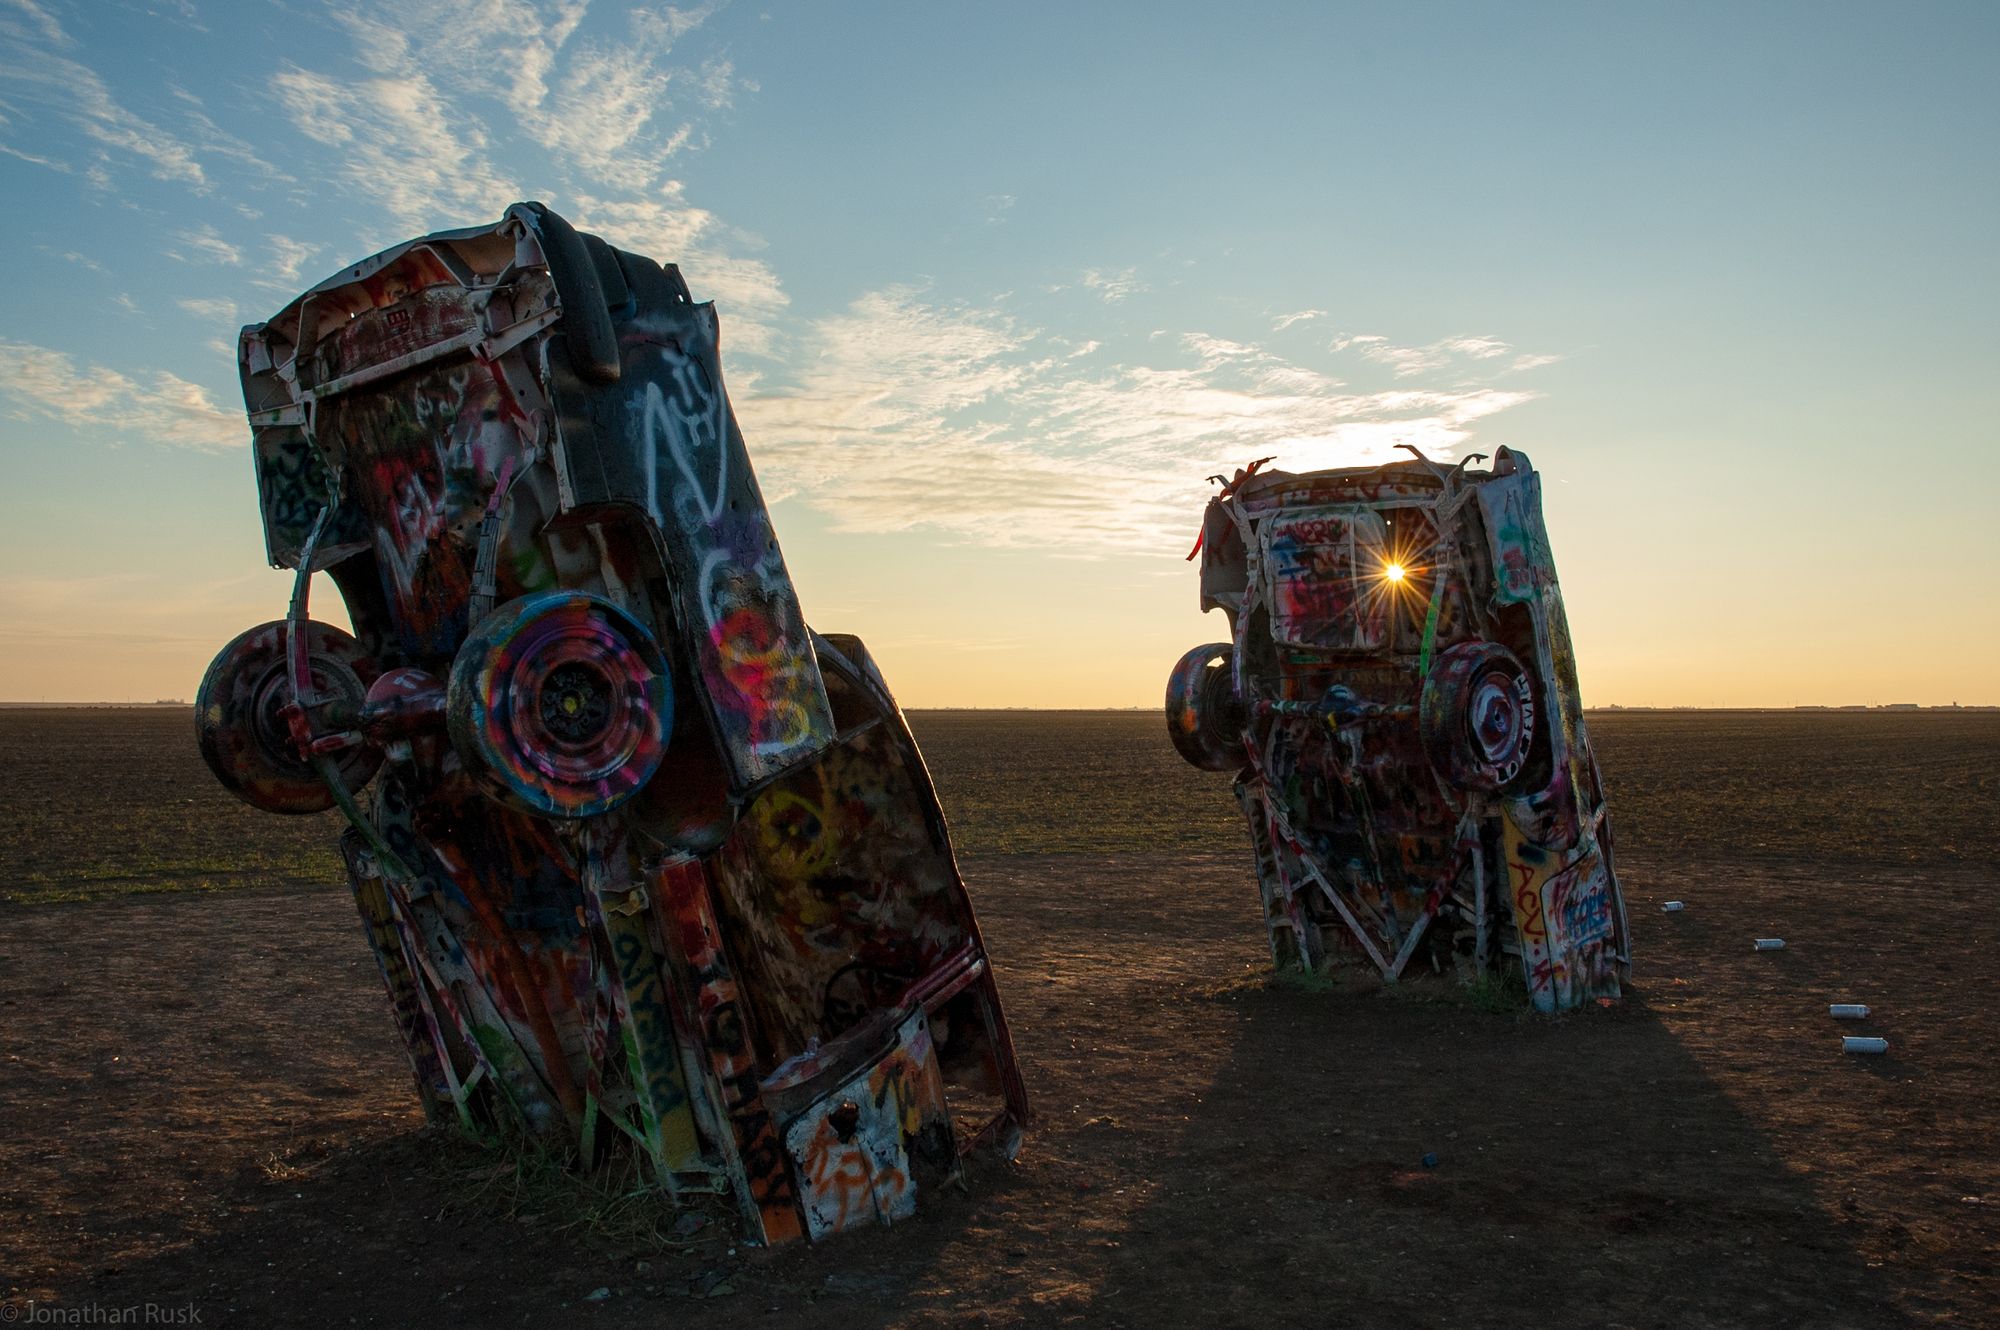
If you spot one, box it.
[1167,450,1629,1011]
[195,203,1026,1243]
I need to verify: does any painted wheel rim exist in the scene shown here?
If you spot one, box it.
[451,593,671,817]
[1464,665,1532,780]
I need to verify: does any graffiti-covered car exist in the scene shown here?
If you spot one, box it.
[196,203,1027,1243]
[1167,448,1629,1011]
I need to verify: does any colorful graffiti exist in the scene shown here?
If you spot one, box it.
[628,326,834,780]
[778,1012,954,1239]
[198,204,1026,1243]
[1168,448,1630,1010]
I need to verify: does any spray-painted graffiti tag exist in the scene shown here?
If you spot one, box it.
[1169,447,1630,1011]
[199,203,1026,1246]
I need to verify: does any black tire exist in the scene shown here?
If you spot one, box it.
[1419,641,1537,793]
[195,620,381,814]
[1165,642,1243,772]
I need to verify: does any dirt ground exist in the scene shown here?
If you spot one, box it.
[1,708,1995,1327]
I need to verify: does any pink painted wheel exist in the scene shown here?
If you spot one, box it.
[446,592,671,817]
[1419,641,1537,793]
[1165,642,1243,772]
[195,620,381,814]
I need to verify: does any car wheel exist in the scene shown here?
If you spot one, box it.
[1166,642,1243,772]
[446,591,671,817]
[196,620,382,814]
[1420,641,1537,793]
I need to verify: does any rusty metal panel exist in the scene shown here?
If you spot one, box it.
[1169,447,1629,1010]
[197,205,1026,1244]
[705,718,979,1061]
[776,1012,953,1240]
[652,853,804,1243]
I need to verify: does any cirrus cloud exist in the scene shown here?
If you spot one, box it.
[737,289,1542,551]
[0,338,243,451]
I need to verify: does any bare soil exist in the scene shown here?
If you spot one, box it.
[2,708,1995,1327]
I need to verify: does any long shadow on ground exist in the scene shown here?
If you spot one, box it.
[11,849,1979,1328]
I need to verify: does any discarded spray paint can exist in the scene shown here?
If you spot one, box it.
[1662,901,1686,912]
[1829,1004,1871,1020]
[1754,938,1786,951]
[1843,1036,1889,1055]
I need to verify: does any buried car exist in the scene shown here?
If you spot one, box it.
[1167,448,1629,1011]
[196,203,1026,1243]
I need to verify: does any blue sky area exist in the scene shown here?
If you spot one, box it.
[1,0,1994,704]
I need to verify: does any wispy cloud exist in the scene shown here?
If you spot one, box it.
[0,338,244,451]
[0,0,208,188]
[515,7,696,191]
[176,296,238,323]
[1331,332,1555,379]
[152,0,205,33]
[260,0,772,334]
[172,100,283,180]
[6,0,777,469]
[2,0,1551,558]
[271,38,521,229]
[1,0,70,47]
[0,142,72,171]
[37,245,104,273]
[265,235,319,285]
[1081,266,1146,303]
[267,0,740,225]
[167,223,242,265]
[737,289,1540,551]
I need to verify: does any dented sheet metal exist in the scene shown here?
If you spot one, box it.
[197,204,1026,1244]
[1167,450,1630,1010]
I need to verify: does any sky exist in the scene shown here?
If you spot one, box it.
[0,0,1995,707]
